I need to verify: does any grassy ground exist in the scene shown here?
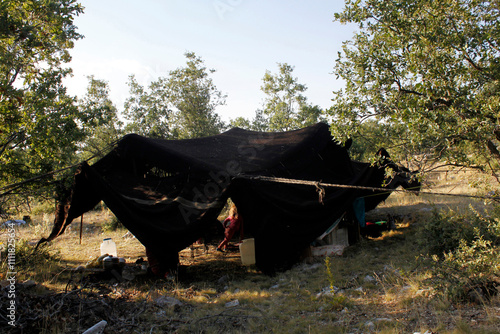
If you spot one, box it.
[1,168,499,333]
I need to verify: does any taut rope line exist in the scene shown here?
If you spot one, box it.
[240,175,500,201]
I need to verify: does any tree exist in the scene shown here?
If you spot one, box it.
[166,52,226,139]
[330,0,500,174]
[79,76,122,159]
[123,75,174,139]
[229,116,252,130]
[123,52,226,139]
[229,110,268,132]
[260,63,324,132]
[344,119,395,161]
[0,0,93,207]
[297,104,324,129]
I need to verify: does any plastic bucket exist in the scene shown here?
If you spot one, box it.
[239,238,256,265]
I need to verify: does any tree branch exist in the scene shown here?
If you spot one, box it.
[0,132,21,158]
[487,140,500,162]
[393,76,424,96]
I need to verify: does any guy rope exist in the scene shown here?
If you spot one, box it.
[240,175,500,202]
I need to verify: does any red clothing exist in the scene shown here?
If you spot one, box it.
[218,215,243,250]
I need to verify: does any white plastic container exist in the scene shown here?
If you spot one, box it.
[239,238,256,265]
[100,238,117,257]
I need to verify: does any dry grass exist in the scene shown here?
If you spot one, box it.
[1,169,500,333]
[374,167,493,219]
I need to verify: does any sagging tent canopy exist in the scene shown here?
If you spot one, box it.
[39,123,418,273]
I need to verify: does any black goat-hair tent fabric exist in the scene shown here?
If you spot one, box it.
[39,123,418,273]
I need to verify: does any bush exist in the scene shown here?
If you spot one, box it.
[101,215,122,232]
[0,239,61,282]
[30,200,55,215]
[419,206,500,302]
[418,206,499,256]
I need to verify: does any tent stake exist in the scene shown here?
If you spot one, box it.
[80,214,83,244]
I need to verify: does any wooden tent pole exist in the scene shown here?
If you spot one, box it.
[80,214,83,244]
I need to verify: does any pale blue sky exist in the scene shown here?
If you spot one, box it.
[65,1,357,122]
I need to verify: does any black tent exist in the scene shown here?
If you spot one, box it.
[39,123,418,273]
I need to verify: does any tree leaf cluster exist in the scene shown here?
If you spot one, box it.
[123,52,226,140]
[0,0,87,203]
[231,62,326,132]
[330,0,500,173]
[78,75,123,160]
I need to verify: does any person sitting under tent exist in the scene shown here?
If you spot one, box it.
[217,203,244,252]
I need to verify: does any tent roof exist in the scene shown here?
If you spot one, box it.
[100,122,336,175]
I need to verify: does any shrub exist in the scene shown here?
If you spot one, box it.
[432,236,499,302]
[417,206,499,256]
[101,215,122,232]
[30,200,55,215]
[419,206,500,302]
[0,239,61,282]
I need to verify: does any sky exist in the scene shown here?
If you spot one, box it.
[64,0,357,122]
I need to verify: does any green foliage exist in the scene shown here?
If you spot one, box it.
[0,1,111,210]
[101,214,123,232]
[229,116,252,130]
[0,0,84,166]
[418,207,500,256]
[30,200,55,215]
[324,256,336,292]
[1,239,60,273]
[339,119,391,161]
[229,109,269,131]
[166,52,226,139]
[431,236,500,302]
[419,207,500,301]
[261,63,308,131]
[243,63,326,132]
[123,52,226,139]
[444,235,499,282]
[78,76,122,160]
[330,0,500,174]
[296,104,324,129]
[123,75,175,139]
[328,293,350,312]
[323,256,352,311]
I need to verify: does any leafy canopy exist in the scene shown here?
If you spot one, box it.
[232,63,325,132]
[123,74,173,139]
[167,52,226,139]
[124,52,226,139]
[261,63,324,132]
[0,0,85,188]
[78,76,122,160]
[0,1,113,209]
[330,0,500,173]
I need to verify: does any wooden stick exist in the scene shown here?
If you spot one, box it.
[80,214,83,244]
